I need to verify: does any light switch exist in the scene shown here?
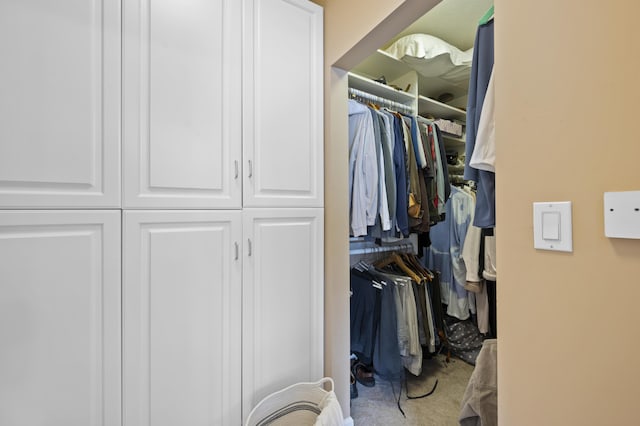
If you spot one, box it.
[542,212,560,240]
[533,201,573,252]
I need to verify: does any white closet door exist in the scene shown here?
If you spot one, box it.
[123,0,242,209]
[0,1,121,208]
[243,0,324,208]
[242,208,324,421]
[123,210,242,426]
[0,210,121,426]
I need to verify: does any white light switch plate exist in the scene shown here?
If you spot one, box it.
[533,201,573,252]
[604,191,640,238]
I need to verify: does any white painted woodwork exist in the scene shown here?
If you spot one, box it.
[0,1,121,208]
[242,208,324,420]
[123,210,242,426]
[123,0,242,209]
[0,211,121,425]
[243,0,323,208]
[1,1,325,424]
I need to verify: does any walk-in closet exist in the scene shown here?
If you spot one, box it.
[345,1,496,424]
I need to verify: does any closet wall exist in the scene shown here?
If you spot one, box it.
[321,0,491,417]
[346,0,492,368]
[0,1,323,425]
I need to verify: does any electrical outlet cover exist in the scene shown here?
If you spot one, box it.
[604,191,640,239]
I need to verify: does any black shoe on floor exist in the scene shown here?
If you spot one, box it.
[350,372,358,399]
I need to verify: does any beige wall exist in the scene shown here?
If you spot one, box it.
[496,0,640,424]
[324,0,640,423]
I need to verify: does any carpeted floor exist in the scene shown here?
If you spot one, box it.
[350,354,474,425]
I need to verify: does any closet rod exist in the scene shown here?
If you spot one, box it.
[348,87,414,115]
[349,242,415,256]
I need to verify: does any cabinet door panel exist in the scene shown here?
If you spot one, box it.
[243,0,323,207]
[0,211,121,426]
[123,0,242,208]
[123,210,242,426]
[0,1,121,208]
[242,208,324,420]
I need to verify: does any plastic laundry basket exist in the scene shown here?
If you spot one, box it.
[245,377,343,426]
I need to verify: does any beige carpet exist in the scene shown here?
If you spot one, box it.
[350,354,474,426]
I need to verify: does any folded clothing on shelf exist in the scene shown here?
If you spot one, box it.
[434,118,463,137]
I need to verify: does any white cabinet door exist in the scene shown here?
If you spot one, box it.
[0,1,121,208]
[242,208,324,420]
[0,210,121,426]
[243,0,323,208]
[123,0,242,209]
[123,210,242,426]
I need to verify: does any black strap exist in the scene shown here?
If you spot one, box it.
[389,379,406,418]
[390,375,439,419]
[406,378,439,399]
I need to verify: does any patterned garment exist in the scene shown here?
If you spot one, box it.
[426,186,475,320]
[444,316,484,365]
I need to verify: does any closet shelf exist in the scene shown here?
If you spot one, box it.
[418,95,466,121]
[350,50,469,124]
[352,49,469,109]
[351,49,412,83]
[348,72,415,105]
[441,133,466,145]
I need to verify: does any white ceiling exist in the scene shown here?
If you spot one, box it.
[382,0,493,51]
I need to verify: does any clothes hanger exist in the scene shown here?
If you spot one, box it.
[396,252,425,282]
[400,252,434,281]
[373,252,422,283]
[479,5,494,26]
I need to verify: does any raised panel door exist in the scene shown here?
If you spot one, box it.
[243,0,323,208]
[242,208,324,421]
[0,1,121,208]
[123,0,242,209]
[123,210,242,426]
[0,210,121,425]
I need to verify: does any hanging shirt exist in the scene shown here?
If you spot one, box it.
[426,186,475,320]
[409,116,428,168]
[348,100,378,236]
[377,110,397,227]
[418,120,440,224]
[465,18,495,228]
[392,114,410,237]
[432,124,446,216]
[401,117,421,221]
[370,108,392,231]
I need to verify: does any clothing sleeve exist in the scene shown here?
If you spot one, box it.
[462,224,482,284]
[410,116,428,168]
[434,124,451,203]
[469,69,496,173]
[459,188,481,285]
[362,110,379,229]
[432,127,446,216]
